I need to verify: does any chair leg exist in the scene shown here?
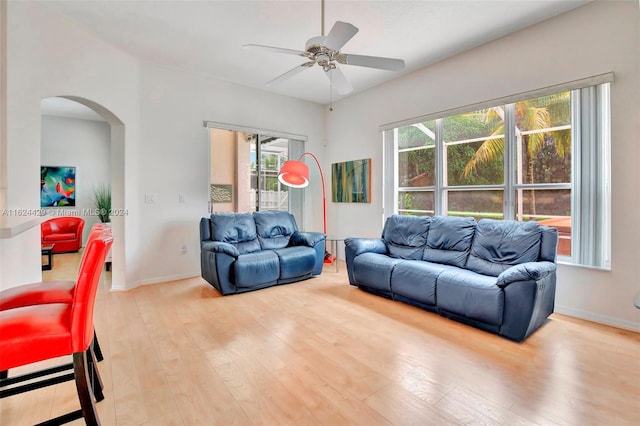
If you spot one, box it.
[92,331,104,362]
[86,348,104,401]
[72,351,101,426]
[0,344,103,392]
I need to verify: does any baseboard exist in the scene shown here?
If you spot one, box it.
[110,272,200,291]
[555,304,640,332]
[109,282,129,292]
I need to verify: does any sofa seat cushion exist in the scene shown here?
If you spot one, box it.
[272,246,316,279]
[423,216,476,267]
[382,215,431,260]
[466,219,542,277]
[43,233,76,241]
[353,253,402,293]
[391,261,450,306]
[233,251,279,288]
[437,268,503,326]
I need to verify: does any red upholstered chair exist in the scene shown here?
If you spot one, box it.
[2,224,110,310]
[41,216,86,253]
[0,232,112,425]
[0,224,111,372]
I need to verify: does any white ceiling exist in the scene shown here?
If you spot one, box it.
[38,0,589,107]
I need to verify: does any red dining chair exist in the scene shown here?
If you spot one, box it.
[0,224,110,312]
[0,232,113,425]
[0,224,111,382]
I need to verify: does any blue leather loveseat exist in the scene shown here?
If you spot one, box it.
[345,215,558,341]
[200,211,326,295]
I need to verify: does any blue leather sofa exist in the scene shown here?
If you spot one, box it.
[200,211,326,295]
[345,215,558,341]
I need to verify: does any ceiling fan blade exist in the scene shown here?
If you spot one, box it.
[243,44,307,58]
[266,62,313,86]
[325,66,353,95]
[323,21,358,51]
[342,53,405,71]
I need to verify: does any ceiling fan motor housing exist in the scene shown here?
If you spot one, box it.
[306,36,339,71]
[305,36,326,54]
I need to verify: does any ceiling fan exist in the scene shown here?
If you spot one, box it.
[243,0,405,95]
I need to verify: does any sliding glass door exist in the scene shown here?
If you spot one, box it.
[206,123,304,221]
[248,134,289,212]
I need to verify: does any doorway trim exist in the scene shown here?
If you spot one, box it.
[203,121,307,142]
[44,95,126,290]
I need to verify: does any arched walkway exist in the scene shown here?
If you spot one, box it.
[41,95,126,289]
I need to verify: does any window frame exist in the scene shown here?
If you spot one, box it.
[382,74,612,269]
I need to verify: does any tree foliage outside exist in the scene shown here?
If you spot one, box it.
[398,123,436,187]
[397,92,572,218]
[250,151,288,192]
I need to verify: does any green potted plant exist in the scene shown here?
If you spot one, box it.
[93,184,111,223]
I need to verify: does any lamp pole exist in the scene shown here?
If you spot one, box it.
[297,152,327,235]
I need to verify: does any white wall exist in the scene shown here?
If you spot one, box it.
[4,1,638,331]
[3,2,141,289]
[326,1,640,330]
[3,2,326,290]
[41,114,111,243]
[135,65,325,285]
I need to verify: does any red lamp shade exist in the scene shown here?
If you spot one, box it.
[278,160,310,188]
[277,152,327,235]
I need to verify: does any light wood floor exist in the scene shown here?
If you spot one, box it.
[1,252,639,425]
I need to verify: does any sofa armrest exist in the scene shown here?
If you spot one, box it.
[201,241,239,258]
[496,261,556,287]
[291,231,326,248]
[344,238,388,256]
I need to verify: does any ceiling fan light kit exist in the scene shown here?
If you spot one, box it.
[243,1,405,99]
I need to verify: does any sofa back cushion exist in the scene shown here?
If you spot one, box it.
[466,219,542,276]
[423,216,476,267]
[254,211,298,250]
[210,213,261,254]
[42,217,83,235]
[382,215,431,260]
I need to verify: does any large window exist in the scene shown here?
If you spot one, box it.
[385,76,611,269]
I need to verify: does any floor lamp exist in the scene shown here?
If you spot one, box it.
[278,152,331,261]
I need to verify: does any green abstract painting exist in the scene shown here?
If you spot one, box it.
[331,158,371,203]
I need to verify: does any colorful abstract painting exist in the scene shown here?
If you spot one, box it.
[41,166,76,207]
[331,158,371,203]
